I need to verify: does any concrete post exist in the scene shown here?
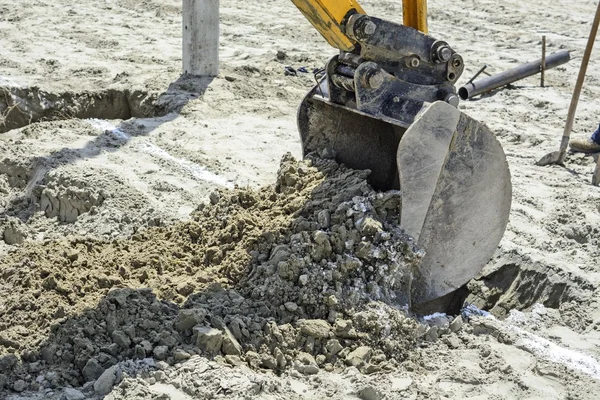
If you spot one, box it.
[183,0,219,77]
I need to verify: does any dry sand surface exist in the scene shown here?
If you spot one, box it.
[1,0,600,399]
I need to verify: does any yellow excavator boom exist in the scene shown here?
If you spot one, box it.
[290,0,366,51]
[291,0,428,52]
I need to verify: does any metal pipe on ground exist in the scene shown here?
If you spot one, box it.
[458,50,571,100]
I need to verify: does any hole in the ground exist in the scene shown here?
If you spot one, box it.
[471,262,521,308]
[413,285,470,316]
[416,256,596,322]
[0,86,160,133]
[465,255,595,319]
[1,75,215,229]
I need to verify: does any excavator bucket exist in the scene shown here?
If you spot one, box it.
[398,102,512,306]
[290,9,512,308]
[298,84,512,307]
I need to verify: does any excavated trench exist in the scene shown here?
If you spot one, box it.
[418,259,594,320]
[0,83,182,239]
[0,85,159,133]
[465,254,596,327]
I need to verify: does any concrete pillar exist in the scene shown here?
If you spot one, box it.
[183,0,219,77]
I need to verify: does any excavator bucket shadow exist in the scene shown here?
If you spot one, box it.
[298,85,512,309]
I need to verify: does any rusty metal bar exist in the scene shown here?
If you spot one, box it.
[458,50,571,100]
[541,36,546,87]
[594,156,600,186]
[466,65,488,85]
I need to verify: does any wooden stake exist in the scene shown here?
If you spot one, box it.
[183,0,219,77]
[593,156,600,186]
[541,36,546,87]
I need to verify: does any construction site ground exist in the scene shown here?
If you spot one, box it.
[1,0,600,399]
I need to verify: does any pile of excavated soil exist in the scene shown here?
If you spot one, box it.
[0,154,427,394]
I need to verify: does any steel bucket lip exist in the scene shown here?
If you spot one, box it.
[398,101,512,306]
[309,94,412,129]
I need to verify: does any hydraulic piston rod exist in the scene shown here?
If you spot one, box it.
[458,50,571,100]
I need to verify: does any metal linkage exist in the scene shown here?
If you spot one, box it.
[344,14,463,86]
[320,13,465,127]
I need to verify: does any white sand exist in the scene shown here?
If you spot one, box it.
[1,0,600,398]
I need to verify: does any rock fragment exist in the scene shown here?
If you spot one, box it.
[269,245,291,265]
[260,354,278,370]
[450,315,464,333]
[245,351,261,369]
[357,217,383,237]
[94,365,117,395]
[174,309,207,332]
[82,358,104,381]
[2,218,26,245]
[425,326,439,342]
[325,339,343,357]
[194,326,223,354]
[298,274,309,286]
[317,210,331,228]
[294,352,319,375]
[346,346,372,368]
[153,345,169,360]
[298,319,331,339]
[174,349,192,361]
[64,387,86,400]
[334,320,358,339]
[111,330,131,349]
[221,328,243,356]
[358,385,382,400]
[225,355,244,367]
[13,379,27,392]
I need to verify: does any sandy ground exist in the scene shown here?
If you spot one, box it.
[1,0,600,399]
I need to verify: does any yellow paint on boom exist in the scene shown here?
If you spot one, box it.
[290,0,366,51]
[403,0,428,34]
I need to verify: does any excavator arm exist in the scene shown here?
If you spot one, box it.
[291,0,427,52]
[290,0,366,51]
[289,0,512,310]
